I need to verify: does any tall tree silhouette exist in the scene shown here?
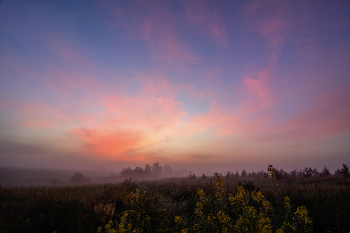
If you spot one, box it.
[152,162,162,177]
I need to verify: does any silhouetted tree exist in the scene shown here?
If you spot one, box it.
[214,172,219,177]
[69,172,91,184]
[225,170,231,178]
[188,172,196,179]
[119,167,133,178]
[263,171,269,179]
[144,164,152,176]
[275,169,285,180]
[162,165,173,177]
[133,167,144,177]
[241,169,247,177]
[152,162,162,177]
[257,170,264,179]
[336,163,350,177]
[312,168,319,176]
[303,167,313,178]
[320,166,331,176]
[234,171,240,177]
[290,169,298,178]
[201,173,207,179]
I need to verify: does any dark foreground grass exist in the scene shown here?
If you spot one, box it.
[0,175,349,233]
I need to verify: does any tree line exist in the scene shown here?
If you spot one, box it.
[118,162,174,178]
[117,162,350,180]
[198,163,350,180]
[51,162,349,185]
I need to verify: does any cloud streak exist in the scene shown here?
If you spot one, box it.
[0,0,349,172]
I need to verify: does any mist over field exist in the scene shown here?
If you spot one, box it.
[0,0,349,186]
[2,2,350,232]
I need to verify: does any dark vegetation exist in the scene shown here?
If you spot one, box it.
[0,163,349,233]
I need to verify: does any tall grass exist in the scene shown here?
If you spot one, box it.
[0,172,349,232]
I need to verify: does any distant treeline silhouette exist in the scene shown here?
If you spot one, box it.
[49,163,349,186]
[118,162,174,178]
[117,162,350,180]
[202,163,350,180]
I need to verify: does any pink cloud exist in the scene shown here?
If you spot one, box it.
[274,89,350,141]
[213,87,350,143]
[242,68,273,107]
[178,57,349,144]
[243,1,290,66]
[62,74,188,157]
[107,3,199,67]
[151,35,199,66]
[69,127,148,159]
[245,1,289,37]
[185,1,228,47]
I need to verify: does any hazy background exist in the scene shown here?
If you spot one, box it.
[0,0,349,179]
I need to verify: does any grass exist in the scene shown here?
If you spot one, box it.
[0,170,349,233]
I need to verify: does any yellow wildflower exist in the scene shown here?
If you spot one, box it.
[193,223,200,231]
[175,216,183,225]
[216,176,224,189]
[197,189,205,197]
[294,206,312,226]
[276,221,296,232]
[251,191,264,203]
[194,202,203,216]
[217,211,225,222]
[196,202,203,209]
[294,206,307,218]
[208,213,216,221]
[262,199,272,211]
[284,196,291,209]
[256,213,272,233]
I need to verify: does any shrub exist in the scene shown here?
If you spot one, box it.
[69,172,91,184]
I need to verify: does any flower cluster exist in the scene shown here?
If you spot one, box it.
[294,206,313,230]
[174,216,183,225]
[284,196,291,210]
[94,165,313,233]
[267,165,277,180]
[97,220,117,233]
[251,190,264,203]
[229,186,246,211]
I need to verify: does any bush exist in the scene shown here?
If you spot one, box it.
[69,172,91,184]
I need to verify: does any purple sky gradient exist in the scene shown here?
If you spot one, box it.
[0,0,349,174]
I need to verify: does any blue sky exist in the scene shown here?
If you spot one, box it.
[0,0,349,173]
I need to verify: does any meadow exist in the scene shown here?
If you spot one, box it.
[0,166,349,233]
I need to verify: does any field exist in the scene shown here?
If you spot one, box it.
[0,167,349,233]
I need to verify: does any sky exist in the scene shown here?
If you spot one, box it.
[0,0,349,175]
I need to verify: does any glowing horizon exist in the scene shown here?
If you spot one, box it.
[0,0,349,174]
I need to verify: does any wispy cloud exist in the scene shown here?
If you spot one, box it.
[0,0,349,172]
